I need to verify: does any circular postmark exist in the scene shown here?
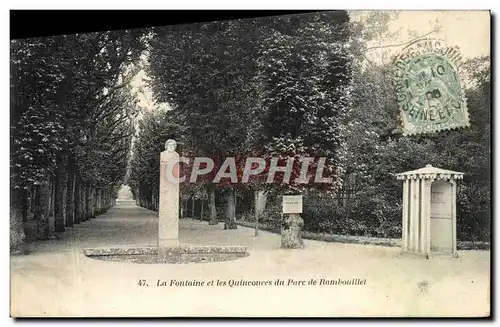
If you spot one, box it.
[393,39,470,135]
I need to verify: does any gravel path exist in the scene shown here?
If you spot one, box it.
[10,202,490,317]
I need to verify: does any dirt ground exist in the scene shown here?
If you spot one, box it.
[10,202,490,317]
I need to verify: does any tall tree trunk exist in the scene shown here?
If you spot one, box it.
[74,177,81,224]
[100,189,104,213]
[89,187,93,218]
[48,179,54,217]
[19,188,29,222]
[10,187,27,248]
[153,189,158,211]
[65,158,76,227]
[224,188,237,230]
[54,155,68,232]
[200,199,204,221]
[77,182,83,222]
[208,186,218,225]
[86,185,92,220]
[28,186,36,220]
[96,188,99,214]
[99,189,104,213]
[34,182,51,240]
[48,178,56,232]
[91,187,96,218]
[234,189,237,219]
[254,189,267,236]
[82,183,87,221]
[97,189,102,214]
[10,187,29,222]
[94,189,99,215]
[82,184,88,221]
[191,196,195,219]
[104,189,109,211]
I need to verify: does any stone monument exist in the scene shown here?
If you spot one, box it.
[396,165,464,258]
[159,139,180,248]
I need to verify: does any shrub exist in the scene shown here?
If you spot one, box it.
[260,203,282,232]
[300,189,402,238]
[456,181,490,242]
[302,195,339,233]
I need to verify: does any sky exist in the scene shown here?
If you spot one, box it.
[132,10,491,113]
[351,10,490,64]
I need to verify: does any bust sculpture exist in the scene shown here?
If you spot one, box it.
[165,139,177,153]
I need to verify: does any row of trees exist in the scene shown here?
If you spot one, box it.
[129,11,353,230]
[10,31,146,248]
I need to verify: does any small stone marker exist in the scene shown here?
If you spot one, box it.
[159,139,180,248]
[281,195,305,249]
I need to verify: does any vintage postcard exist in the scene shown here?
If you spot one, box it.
[10,10,491,317]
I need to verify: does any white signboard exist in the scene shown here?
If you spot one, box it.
[282,195,303,214]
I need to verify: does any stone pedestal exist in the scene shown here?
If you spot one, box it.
[281,213,305,249]
[396,165,464,258]
[159,149,180,247]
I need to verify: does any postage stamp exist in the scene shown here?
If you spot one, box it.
[393,38,470,135]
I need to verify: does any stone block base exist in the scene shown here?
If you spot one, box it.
[83,245,249,264]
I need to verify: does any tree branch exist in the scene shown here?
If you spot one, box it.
[93,66,139,115]
[365,26,439,52]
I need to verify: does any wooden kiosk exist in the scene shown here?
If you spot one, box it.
[396,165,464,258]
